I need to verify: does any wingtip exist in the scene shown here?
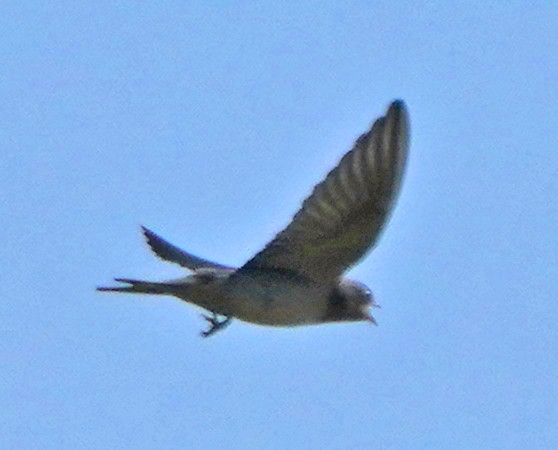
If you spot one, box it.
[140,225,152,238]
[386,99,410,145]
[388,99,408,116]
[140,225,159,250]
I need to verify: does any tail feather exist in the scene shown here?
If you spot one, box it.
[97,278,173,295]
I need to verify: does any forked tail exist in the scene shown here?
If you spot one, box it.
[97,278,174,295]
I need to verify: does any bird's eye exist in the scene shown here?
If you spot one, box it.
[362,289,375,305]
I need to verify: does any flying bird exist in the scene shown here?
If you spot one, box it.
[98,100,410,337]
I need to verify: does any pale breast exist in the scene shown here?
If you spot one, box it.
[222,271,331,326]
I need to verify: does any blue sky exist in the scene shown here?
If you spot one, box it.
[1,2,557,449]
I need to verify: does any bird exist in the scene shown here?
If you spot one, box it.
[97,100,410,337]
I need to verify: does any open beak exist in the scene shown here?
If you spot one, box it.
[364,311,378,326]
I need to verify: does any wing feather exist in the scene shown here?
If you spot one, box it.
[238,100,409,282]
[141,226,232,271]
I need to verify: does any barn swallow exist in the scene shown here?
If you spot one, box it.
[98,100,409,337]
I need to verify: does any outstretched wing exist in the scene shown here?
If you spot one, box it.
[238,100,409,283]
[141,226,233,271]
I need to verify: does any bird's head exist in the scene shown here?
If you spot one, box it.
[325,278,379,324]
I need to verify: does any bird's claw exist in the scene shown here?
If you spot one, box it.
[200,312,232,338]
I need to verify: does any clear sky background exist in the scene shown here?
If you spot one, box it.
[1,2,557,449]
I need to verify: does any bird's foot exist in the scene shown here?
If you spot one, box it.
[200,312,232,338]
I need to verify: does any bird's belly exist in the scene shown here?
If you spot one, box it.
[223,275,328,326]
[233,300,320,326]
